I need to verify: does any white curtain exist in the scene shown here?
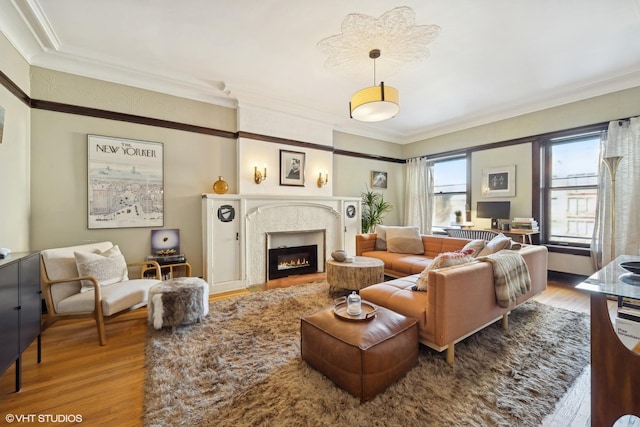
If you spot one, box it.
[591,117,640,269]
[404,157,434,234]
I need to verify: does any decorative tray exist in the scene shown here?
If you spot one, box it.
[333,300,377,322]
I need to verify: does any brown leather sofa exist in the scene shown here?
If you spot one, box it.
[356,233,548,365]
[355,233,472,277]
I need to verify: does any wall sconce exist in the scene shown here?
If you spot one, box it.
[317,170,329,188]
[254,163,267,184]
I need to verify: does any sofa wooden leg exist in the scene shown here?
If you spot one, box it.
[502,313,509,330]
[446,344,455,366]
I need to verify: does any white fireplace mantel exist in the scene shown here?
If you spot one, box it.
[202,194,361,293]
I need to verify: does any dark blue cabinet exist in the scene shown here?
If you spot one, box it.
[0,252,41,392]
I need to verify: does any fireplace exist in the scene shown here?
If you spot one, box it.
[268,245,318,280]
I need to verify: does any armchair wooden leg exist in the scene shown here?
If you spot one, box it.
[95,306,107,346]
[96,316,107,346]
[501,313,509,330]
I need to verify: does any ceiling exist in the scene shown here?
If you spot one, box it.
[2,0,640,144]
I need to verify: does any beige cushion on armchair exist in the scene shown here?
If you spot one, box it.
[74,244,129,293]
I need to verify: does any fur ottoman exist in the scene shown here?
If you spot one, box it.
[148,277,209,329]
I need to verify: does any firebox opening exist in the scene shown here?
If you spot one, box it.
[268,245,318,280]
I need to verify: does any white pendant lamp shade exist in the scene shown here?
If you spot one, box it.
[350,82,399,122]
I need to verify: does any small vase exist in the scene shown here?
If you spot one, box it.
[331,250,347,262]
[213,176,229,194]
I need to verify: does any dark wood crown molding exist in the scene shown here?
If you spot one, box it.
[0,70,30,106]
[31,99,237,139]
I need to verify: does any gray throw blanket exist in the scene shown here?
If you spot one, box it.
[479,250,531,308]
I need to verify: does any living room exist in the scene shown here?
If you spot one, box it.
[2,2,640,425]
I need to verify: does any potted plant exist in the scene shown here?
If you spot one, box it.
[361,187,393,233]
[455,210,463,223]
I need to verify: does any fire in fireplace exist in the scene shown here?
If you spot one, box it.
[268,245,318,280]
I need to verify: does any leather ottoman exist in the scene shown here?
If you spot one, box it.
[300,304,418,402]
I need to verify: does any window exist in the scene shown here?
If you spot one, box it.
[543,132,601,247]
[432,156,468,232]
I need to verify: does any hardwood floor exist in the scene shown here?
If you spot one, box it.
[0,278,636,426]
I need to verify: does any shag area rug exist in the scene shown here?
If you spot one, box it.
[143,281,590,427]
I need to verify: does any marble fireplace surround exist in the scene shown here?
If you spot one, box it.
[245,198,341,285]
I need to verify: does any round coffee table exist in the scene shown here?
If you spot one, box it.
[326,256,384,294]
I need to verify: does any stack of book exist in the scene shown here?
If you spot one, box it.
[511,217,539,231]
[616,300,640,353]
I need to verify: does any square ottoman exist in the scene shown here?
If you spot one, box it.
[300,303,418,402]
[148,277,209,329]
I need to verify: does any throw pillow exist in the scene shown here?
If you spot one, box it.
[75,245,129,293]
[374,225,388,250]
[386,226,424,254]
[462,239,486,257]
[477,233,512,256]
[415,251,475,291]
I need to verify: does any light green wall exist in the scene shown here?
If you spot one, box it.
[333,131,404,226]
[30,67,235,130]
[29,69,237,276]
[0,32,31,251]
[470,143,533,228]
[403,86,640,158]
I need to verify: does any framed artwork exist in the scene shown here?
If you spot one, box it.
[151,229,180,255]
[482,165,516,197]
[280,149,305,186]
[371,171,388,189]
[87,134,164,229]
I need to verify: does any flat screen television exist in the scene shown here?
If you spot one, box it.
[477,201,510,229]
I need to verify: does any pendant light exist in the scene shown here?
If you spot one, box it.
[349,49,399,122]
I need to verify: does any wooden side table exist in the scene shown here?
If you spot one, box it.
[142,262,191,280]
[326,256,384,294]
[576,255,640,426]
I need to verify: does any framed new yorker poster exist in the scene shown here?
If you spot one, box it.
[87,134,164,229]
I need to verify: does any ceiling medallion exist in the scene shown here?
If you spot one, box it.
[318,6,440,122]
[317,6,441,76]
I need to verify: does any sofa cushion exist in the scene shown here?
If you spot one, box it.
[422,236,470,258]
[359,275,428,340]
[477,233,512,256]
[74,245,129,293]
[374,225,389,250]
[386,226,423,254]
[462,239,486,257]
[415,250,474,291]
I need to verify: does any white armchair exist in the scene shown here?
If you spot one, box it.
[40,241,162,345]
